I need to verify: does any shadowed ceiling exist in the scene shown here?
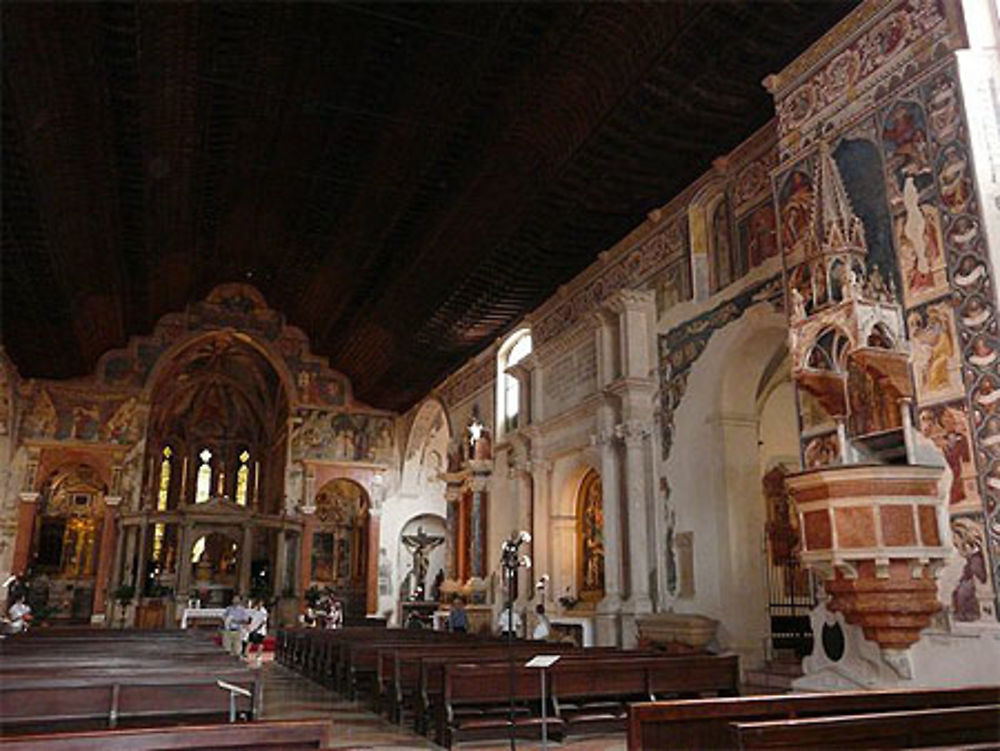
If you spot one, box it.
[3,2,858,411]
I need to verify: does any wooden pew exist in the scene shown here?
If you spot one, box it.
[384,642,589,728]
[0,719,332,750]
[551,654,740,737]
[730,704,1000,749]
[626,686,1000,751]
[0,669,260,735]
[440,654,740,747]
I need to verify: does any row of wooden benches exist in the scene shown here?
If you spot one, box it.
[0,629,259,735]
[626,687,1000,750]
[277,626,741,747]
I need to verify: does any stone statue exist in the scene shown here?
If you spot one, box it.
[401,526,444,601]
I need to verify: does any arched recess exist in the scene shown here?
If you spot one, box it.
[666,303,796,667]
[401,398,451,496]
[576,469,605,603]
[398,513,447,601]
[29,463,108,621]
[144,332,291,514]
[311,478,370,617]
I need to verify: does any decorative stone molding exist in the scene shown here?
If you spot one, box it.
[104,495,122,507]
[17,492,39,504]
[614,421,652,445]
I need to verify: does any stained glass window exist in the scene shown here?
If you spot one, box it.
[195,448,212,504]
[157,446,172,511]
[235,449,250,506]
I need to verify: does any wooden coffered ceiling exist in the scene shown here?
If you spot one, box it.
[3,2,858,411]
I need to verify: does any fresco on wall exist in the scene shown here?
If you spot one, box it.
[946,515,995,623]
[738,201,779,270]
[880,100,949,307]
[19,385,143,445]
[803,432,840,468]
[711,198,733,292]
[777,160,816,264]
[98,284,349,409]
[917,401,981,513]
[291,409,394,463]
[907,300,963,404]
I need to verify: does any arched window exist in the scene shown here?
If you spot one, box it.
[497,329,532,436]
[235,449,251,506]
[195,448,213,504]
[157,446,173,511]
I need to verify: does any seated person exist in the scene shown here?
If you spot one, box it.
[2,595,32,635]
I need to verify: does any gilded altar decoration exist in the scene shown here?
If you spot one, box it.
[577,470,605,602]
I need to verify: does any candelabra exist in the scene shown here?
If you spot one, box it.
[500,530,531,750]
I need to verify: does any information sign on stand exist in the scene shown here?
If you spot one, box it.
[525,655,561,750]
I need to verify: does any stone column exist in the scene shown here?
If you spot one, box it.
[239,523,253,597]
[175,522,193,600]
[444,482,462,579]
[619,421,653,615]
[10,492,39,576]
[123,523,139,589]
[593,418,624,612]
[469,468,489,579]
[92,495,121,619]
[299,504,316,607]
[457,490,470,582]
[135,516,149,598]
[529,457,553,600]
[275,529,288,597]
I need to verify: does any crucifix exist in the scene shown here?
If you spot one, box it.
[401,526,445,600]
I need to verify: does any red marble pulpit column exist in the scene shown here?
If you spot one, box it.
[366,510,380,615]
[91,495,121,618]
[10,492,40,576]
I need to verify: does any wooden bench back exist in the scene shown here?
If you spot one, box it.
[0,719,332,750]
[626,685,1000,751]
[730,704,1000,750]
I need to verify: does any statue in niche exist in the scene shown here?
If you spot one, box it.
[401,526,444,601]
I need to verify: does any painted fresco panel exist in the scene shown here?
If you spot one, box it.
[880,99,949,307]
[907,300,964,404]
[738,200,778,271]
[917,400,981,513]
[777,158,817,265]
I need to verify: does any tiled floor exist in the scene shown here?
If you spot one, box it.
[258,662,625,751]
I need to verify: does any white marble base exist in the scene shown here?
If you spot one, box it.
[594,610,622,647]
[794,602,1000,691]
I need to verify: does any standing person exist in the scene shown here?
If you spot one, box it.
[496,606,521,637]
[447,595,468,633]
[532,603,551,641]
[244,600,269,667]
[221,596,249,656]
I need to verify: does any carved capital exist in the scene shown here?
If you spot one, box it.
[18,491,40,504]
[104,495,123,507]
[603,288,654,315]
[615,420,652,445]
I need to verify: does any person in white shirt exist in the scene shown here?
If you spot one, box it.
[243,601,268,666]
[497,606,522,637]
[532,603,551,641]
[4,596,32,635]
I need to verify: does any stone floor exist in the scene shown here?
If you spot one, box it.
[258,661,625,751]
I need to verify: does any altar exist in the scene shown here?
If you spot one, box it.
[550,615,595,647]
[180,607,227,629]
